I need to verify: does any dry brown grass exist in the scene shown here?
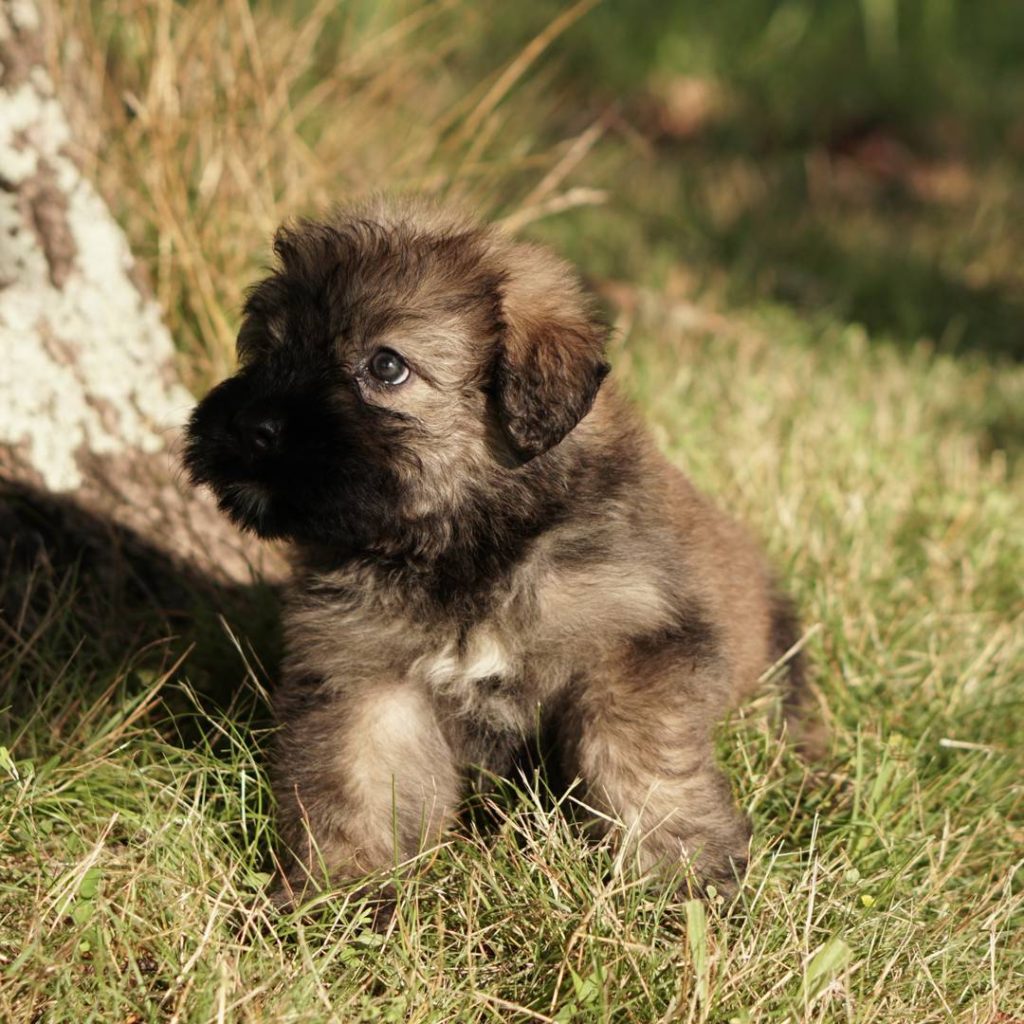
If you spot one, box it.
[48,0,603,387]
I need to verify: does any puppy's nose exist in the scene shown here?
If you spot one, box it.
[233,409,284,457]
[250,417,282,453]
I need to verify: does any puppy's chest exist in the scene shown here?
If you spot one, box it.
[290,553,670,726]
[412,626,527,730]
[290,587,538,731]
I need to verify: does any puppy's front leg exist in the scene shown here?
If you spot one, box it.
[272,679,461,903]
[560,656,751,898]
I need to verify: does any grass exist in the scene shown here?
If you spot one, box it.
[3,0,1023,1020]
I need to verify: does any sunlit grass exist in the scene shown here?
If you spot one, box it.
[4,299,1021,1020]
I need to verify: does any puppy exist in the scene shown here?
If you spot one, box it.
[184,197,810,904]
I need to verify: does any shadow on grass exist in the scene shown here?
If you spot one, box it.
[705,194,1024,362]
[601,128,1024,361]
[0,478,281,748]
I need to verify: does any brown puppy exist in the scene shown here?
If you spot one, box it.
[184,197,808,904]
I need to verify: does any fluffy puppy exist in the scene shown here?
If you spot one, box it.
[184,197,809,903]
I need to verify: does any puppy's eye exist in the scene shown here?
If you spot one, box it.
[368,349,410,385]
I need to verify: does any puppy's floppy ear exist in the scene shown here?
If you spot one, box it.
[492,246,610,461]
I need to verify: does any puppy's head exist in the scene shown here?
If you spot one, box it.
[183,198,609,551]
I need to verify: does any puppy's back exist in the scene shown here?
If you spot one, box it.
[579,386,781,705]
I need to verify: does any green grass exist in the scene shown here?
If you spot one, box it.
[4,309,1022,1021]
[4,1,1024,1020]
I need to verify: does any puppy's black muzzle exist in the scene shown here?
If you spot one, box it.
[230,405,285,463]
[184,363,411,547]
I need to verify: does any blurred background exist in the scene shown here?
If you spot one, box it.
[55,0,1024,370]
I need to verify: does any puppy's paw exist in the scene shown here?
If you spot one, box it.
[267,873,397,931]
[682,822,751,906]
[267,879,301,912]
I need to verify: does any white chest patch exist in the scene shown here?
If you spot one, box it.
[413,629,522,730]
[416,629,511,689]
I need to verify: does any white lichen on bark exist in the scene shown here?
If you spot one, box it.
[0,0,193,492]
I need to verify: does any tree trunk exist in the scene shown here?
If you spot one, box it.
[0,0,280,643]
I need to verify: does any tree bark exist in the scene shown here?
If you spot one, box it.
[0,0,280,639]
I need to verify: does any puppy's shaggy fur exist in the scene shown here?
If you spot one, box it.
[185,197,810,902]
